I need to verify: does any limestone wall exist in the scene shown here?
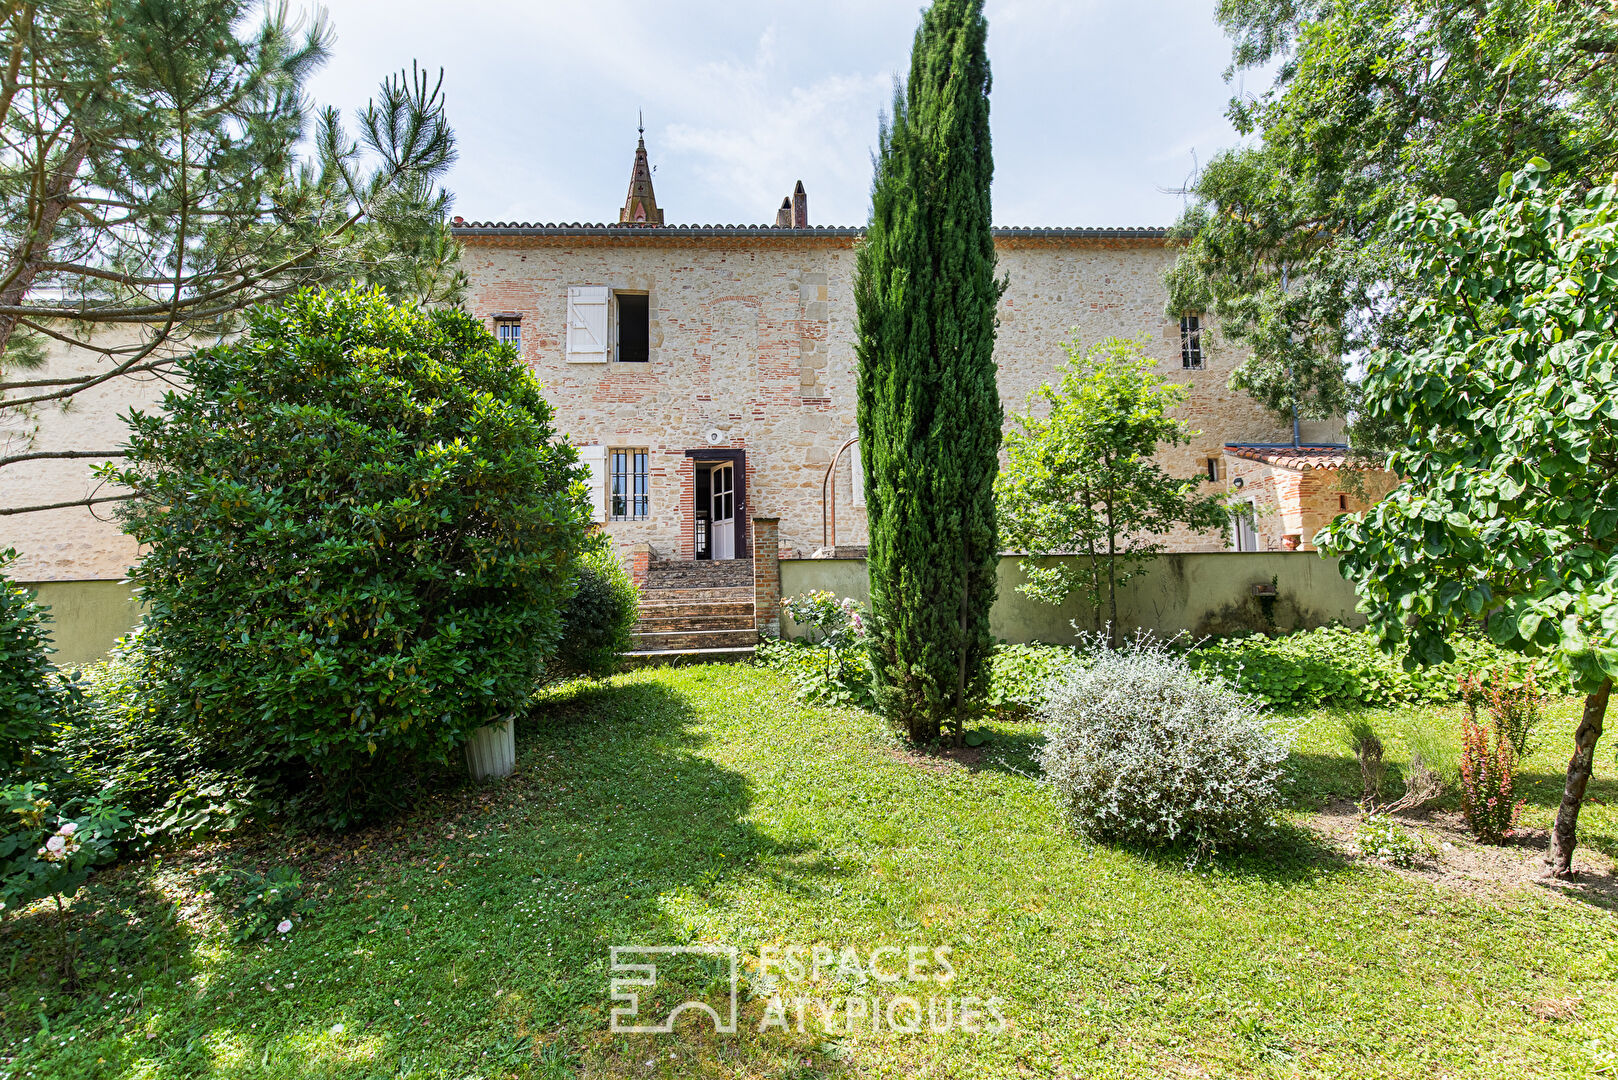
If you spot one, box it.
[1,326,166,581]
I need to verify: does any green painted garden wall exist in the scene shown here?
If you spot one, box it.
[779,553,1365,644]
[22,580,143,667]
[27,553,1366,665]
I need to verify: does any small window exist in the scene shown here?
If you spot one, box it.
[1180,315,1203,370]
[1206,457,1219,482]
[495,317,521,350]
[616,293,649,363]
[610,448,649,520]
[1338,493,1350,511]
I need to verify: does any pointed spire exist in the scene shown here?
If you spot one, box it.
[618,115,664,226]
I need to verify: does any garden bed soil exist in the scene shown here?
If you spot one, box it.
[1309,799,1618,908]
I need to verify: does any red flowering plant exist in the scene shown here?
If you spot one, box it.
[1457,715,1524,843]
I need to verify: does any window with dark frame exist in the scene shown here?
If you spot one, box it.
[1339,493,1350,511]
[494,317,521,351]
[616,293,649,362]
[1206,457,1219,482]
[1180,314,1203,370]
[610,449,649,520]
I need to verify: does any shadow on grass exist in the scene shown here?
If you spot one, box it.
[1,674,852,1080]
[1287,748,1618,818]
[1113,817,1355,885]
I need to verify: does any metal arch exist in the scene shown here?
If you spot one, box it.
[821,435,860,553]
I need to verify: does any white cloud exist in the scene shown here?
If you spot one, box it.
[659,31,890,224]
[299,0,1252,228]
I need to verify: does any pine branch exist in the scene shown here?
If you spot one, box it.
[0,493,131,516]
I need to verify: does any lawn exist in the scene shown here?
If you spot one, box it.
[3,663,1617,1079]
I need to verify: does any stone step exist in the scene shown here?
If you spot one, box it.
[629,628,760,652]
[643,559,755,590]
[635,599,755,619]
[637,586,753,604]
[622,645,756,667]
[634,612,755,633]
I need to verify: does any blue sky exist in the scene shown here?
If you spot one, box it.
[303,0,1259,229]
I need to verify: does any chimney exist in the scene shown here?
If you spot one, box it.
[791,180,808,228]
[774,197,792,228]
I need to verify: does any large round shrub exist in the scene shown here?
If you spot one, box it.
[0,550,77,777]
[1038,640,1288,851]
[550,544,640,680]
[111,287,591,826]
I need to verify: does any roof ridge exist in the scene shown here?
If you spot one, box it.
[449,220,1169,237]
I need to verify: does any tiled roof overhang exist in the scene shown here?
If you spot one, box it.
[450,222,1169,246]
[1224,443,1370,471]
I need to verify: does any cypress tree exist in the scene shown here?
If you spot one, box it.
[855,0,1002,743]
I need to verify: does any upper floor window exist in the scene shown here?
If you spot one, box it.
[616,292,649,363]
[1180,314,1203,370]
[494,314,522,351]
[610,448,649,520]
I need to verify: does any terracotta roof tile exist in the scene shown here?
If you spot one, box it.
[1223,444,1367,471]
[448,220,1167,240]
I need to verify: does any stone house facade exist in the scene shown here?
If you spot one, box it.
[450,135,1370,567]
[0,134,1386,585]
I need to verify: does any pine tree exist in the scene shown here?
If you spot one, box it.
[0,0,463,515]
[855,0,1001,744]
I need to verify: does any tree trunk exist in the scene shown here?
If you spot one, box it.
[955,565,968,748]
[1105,519,1118,649]
[0,134,89,356]
[1548,678,1610,879]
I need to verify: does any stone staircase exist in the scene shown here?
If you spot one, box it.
[625,558,757,665]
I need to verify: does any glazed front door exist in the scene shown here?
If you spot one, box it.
[710,463,735,559]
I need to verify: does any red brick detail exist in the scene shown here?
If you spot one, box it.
[676,457,696,559]
[628,544,652,588]
[751,517,781,636]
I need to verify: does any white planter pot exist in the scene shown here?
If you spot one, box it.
[465,715,516,781]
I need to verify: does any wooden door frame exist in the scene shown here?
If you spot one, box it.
[684,448,747,560]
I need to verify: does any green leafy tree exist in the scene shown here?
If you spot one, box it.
[1166,0,1618,435]
[107,287,590,827]
[855,0,1002,744]
[0,0,464,514]
[997,338,1226,644]
[1320,163,1618,877]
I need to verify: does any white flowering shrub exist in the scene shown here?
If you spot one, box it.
[1038,638,1288,851]
[1355,813,1431,868]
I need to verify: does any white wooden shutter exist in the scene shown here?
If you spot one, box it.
[577,445,608,522]
[849,440,865,507]
[566,286,610,363]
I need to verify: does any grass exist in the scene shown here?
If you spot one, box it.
[2,663,1617,1078]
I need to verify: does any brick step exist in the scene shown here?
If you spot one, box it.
[636,586,753,604]
[622,645,756,667]
[635,599,755,619]
[629,628,760,652]
[634,613,755,633]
